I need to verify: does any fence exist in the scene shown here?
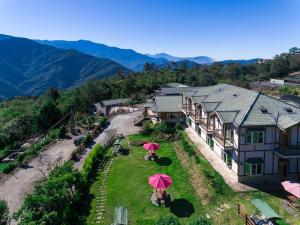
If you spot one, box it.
[237,204,256,225]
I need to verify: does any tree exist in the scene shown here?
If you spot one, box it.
[16,162,85,225]
[45,87,60,103]
[155,215,181,225]
[289,47,300,55]
[270,54,290,77]
[0,199,9,225]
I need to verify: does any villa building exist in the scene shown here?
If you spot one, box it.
[144,96,185,123]
[181,84,300,184]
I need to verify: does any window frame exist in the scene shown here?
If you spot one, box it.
[246,128,265,144]
[245,163,263,176]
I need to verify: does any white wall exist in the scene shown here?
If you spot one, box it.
[213,141,222,158]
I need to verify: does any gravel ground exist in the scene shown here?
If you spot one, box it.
[0,111,142,221]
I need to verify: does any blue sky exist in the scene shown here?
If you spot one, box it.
[0,0,299,60]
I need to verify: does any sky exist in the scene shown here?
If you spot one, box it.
[0,0,299,60]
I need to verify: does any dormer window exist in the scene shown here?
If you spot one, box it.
[260,106,269,114]
[284,107,294,114]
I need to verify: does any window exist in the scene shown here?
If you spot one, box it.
[245,163,263,176]
[196,126,201,136]
[284,107,294,114]
[260,106,269,114]
[246,128,265,144]
[167,113,177,119]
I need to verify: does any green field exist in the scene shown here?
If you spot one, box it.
[86,133,300,225]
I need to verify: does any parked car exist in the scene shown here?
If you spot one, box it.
[74,136,84,146]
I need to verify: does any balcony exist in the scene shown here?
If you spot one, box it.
[182,104,194,116]
[275,146,300,159]
[213,130,234,148]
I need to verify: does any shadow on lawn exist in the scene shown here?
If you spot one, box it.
[170,198,195,218]
[157,157,172,166]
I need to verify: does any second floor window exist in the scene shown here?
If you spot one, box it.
[246,128,265,144]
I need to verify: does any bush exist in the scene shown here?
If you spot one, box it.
[175,123,182,131]
[276,220,289,225]
[82,144,105,180]
[189,217,212,225]
[98,116,107,126]
[142,120,153,135]
[83,134,92,146]
[58,126,67,138]
[155,215,181,225]
[2,162,17,174]
[0,199,9,225]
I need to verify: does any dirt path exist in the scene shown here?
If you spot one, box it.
[0,111,142,220]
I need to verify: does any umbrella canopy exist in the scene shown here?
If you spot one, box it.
[149,173,173,189]
[143,142,160,151]
[282,181,300,198]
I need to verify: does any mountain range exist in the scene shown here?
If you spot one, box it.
[0,35,129,98]
[37,40,169,71]
[0,34,261,99]
[148,53,215,64]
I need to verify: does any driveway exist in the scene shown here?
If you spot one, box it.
[0,111,142,219]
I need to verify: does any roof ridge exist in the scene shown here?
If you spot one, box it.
[240,92,260,126]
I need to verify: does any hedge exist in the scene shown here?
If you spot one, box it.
[82,144,105,180]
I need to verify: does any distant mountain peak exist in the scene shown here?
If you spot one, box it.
[149,53,215,64]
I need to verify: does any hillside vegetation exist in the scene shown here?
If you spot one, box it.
[0,48,299,161]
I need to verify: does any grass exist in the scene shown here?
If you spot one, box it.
[85,132,300,225]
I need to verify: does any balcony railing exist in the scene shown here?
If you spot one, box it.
[213,130,234,147]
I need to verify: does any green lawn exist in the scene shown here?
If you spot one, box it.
[86,133,300,225]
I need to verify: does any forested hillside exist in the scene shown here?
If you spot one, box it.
[0,35,130,98]
[0,48,299,160]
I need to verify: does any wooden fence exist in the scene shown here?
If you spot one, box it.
[237,204,256,225]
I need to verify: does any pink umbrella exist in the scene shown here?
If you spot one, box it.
[143,142,160,151]
[282,181,300,198]
[149,173,173,189]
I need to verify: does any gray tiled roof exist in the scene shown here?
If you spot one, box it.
[216,111,238,124]
[202,102,220,112]
[152,96,182,112]
[159,87,200,95]
[243,94,300,127]
[183,83,300,128]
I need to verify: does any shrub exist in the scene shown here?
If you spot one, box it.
[142,120,153,135]
[276,220,289,225]
[98,116,107,126]
[175,123,182,131]
[0,199,9,225]
[155,215,181,225]
[83,134,92,146]
[58,126,67,138]
[82,144,105,180]
[2,162,17,174]
[189,217,212,225]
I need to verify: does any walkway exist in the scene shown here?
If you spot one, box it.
[184,127,255,192]
[0,111,141,223]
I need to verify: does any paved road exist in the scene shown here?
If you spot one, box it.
[0,111,142,219]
